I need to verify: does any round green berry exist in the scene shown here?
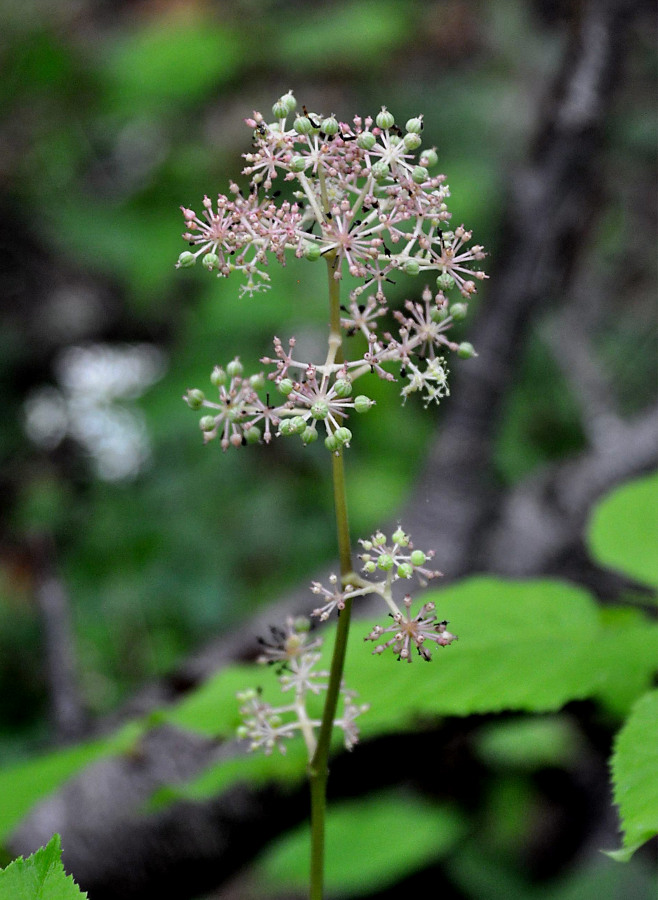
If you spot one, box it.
[405,116,423,134]
[290,156,307,172]
[404,132,422,151]
[202,252,219,269]
[404,259,420,276]
[226,359,243,378]
[304,243,322,262]
[436,273,456,292]
[290,416,307,434]
[410,550,426,567]
[293,116,313,135]
[371,161,389,181]
[354,394,374,413]
[420,148,438,168]
[450,303,468,321]
[324,433,340,452]
[430,305,449,322]
[357,131,376,151]
[373,531,387,546]
[278,378,294,396]
[333,379,352,398]
[301,425,318,445]
[211,366,227,386]
[177,251,196,268]
[279,419,295,436]
[397,563,414,579]
[392,527,408,545]
[321,115,339,136]
[244,426,261,444]
[334,426,352,446]
[186,389,205,410]
[457,342,476,359]
[412,165,428,184]
[363,560,376,574]
[377,553,394,571]
[311,399,329,420]
[249,373,265,390]
[376,107,395,130]
[199,415,215,432]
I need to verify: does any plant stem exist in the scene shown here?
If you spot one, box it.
[307,254,354,900]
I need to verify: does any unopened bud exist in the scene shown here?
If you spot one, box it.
[376,107,395,130]
[177,251,196,268]
[211,366,227,386]
[278,378,294,395]
[436,273,456,292]
[397,563,414,579]
[334,426,352,446]
[404,259,420,276]
[410,550,426,566]
[450,303,468,321]
[185,389,205,409]
[354,395,374,413]
[226,358,243,378]
[293,116,313,135]
[202,252,219,270]
[371,161,389,181]
[321,116,339,136]
[200,415,216,432]
[404,132,422,151]
[377,553,394,571]
[357,131,376,151]
[304,243,322,261]
[412,166,428,184]
[334,379,352,398]
[457,342,477,359]
[420,148,438,168]
[311,400,329,420]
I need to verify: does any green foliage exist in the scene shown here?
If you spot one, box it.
[256,791,465,897]
[608,689,658,861]
[588,472,658,592]
[0,724,143,844]
[0,834,87,900]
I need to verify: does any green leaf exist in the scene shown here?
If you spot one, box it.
[156,577,658,806]
[257,791,465,897]
[0,834,87,899]
[0,724,143,843]
[588,472,658,590]
[608,689,658,860]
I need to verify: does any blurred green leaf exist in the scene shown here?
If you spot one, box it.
[588,472,658,591]
[257,790,465,897]
[608,689,658,861]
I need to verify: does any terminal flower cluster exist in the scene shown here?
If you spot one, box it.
[178,92,486,305]
[237,618,367,756]
[311,526,457,663]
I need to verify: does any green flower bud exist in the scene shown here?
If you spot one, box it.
[404,132,422,151]
[211,366,227,386]
[361,540,373,551]
[371,161,389,182]
[293,615,311,632]
[404,259,420,276]
[457,342,477,359]
[290,415,307,434]
[333,379,352,398]
[202,252,219,270]
[249,373,265,390]
[410,550,426,567]
[397,563,414,579]
[450,302,468,321]
[177,251,196,268]
[272,99,289,119]
[334,426,352,445]
[436,273,456,292]
[420,148,438,167]
[290,156,307,172]
[278,378,294,395]
[236,726,248,740]
[321,115,339,136]
[377,553,394,571]
[301,425,318,445]
[274,91,296,117]
[357,131,376,151]
[311,399,329,420]
[186,389,205,409]
[388,134,402,146]
[293,115,313,135]
[199,415,216,432]
[392,527,408,545]
[244,426,261,444]
[373,531,387,546]
[363,560,376,574]
[226,358,243,378]
[304,243,322,262]
[430,305,449,322]
[279,419,295,436]
[376,107,395,130]
[405,116,423,134]
[324,433,340,452]
[412,165,429,184]
[354,394,374,413]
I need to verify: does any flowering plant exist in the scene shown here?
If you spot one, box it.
[178,92,484,899]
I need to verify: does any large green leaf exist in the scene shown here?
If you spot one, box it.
[588,472,658,591]
[158,578,657,805]
[256,791,465,897]
[0,834,87,899]
[608,689,658,860]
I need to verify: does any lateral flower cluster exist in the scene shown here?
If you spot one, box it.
[312,526,457,663]
[237,617,368,756]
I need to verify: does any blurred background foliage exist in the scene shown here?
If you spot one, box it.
[0,0,656,895]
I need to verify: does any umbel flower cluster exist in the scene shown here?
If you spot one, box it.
[180,92,486,441]
[236,526,457,755]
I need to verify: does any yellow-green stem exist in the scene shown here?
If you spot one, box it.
[308,253,354,900]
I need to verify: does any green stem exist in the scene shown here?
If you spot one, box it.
[308,253,354,900]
